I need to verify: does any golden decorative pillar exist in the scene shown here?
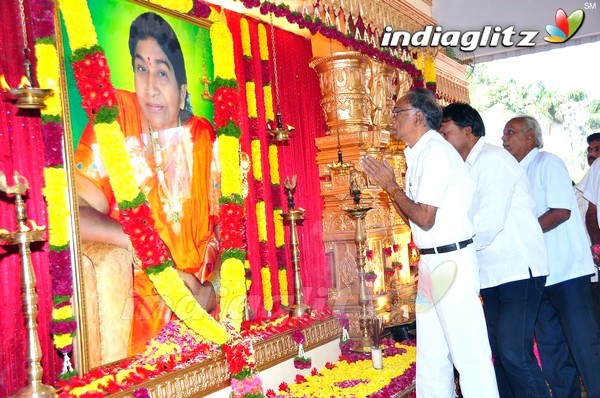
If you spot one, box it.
[310,51,414,337]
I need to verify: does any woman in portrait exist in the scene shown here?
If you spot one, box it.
[74,12,220,357]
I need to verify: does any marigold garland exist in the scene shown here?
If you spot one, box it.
[34,3,78,379]
[241,17,252,57]
[246,81,258,118]
[258,24,269,61]
[148,0,193,13]
[278,268,289,307]
[219,134,243,197]
[263,85,274,121]
[210,20,236,81]
[36,43,62,117]
[59,0,229,346]
[57,0,97,51]
[211,12,248,335]
[251,139,263,182]
[268,145,280,184]
[256,201,268,243]
[261,266,274,312]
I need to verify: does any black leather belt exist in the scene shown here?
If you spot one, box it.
[419,238,473,255]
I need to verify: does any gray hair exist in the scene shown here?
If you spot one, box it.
[403,88,442,131]
[516,115,543,148]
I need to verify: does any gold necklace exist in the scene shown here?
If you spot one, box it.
[148,120,184,230]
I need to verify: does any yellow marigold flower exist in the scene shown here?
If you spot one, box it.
[256,201,267,242]
[241,18,251,57]
[246,82,257,118]
[53,333,73,350]
[261,266,273,312]
[148,0,192,13]
[43,167,70,247]
[218,135,242,196]
[219,257,246,331]
[245,259,252,291]
[251,139,263,182]
[210,20,236,80]
[258,24,269,61]
[268,144,280,185]
[58,0,98,50]
[148,267,229,344]
[263,85,274,121]
[424,55,437,84]
[95,122,140,203]
[52,305,73,320]
[36,43,61,117]
[115,369,134,384]
[273,208,284,247]
[278,268,289,307]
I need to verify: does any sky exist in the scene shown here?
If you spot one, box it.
[481,41,600,99]
[472,40,600,181]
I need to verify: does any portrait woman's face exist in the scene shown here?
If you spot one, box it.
[133,37,187,131]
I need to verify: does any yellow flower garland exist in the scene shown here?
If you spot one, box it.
[148,0,193,13]
[263,85,274,121]
[251,139,262,182]
[258,24,268,61]
[273,209,284,247]
[256,201,267,242]
[42,167,70,247]
[94,122,140,203]
[58,0,98,50]
[245,259,252,291]
[52,304,73,320]
[53,333,73,350]
[241,17,251,57]
[268,144,280,185]
[36,43,62,117]
[219,257,246,330]
[148,267,229,344]
[278,268,289,307]
[210,19,236,81]
[219,135,242,197]
[246,82,258,118]
[261,266,273,312]
[424,55,436,84]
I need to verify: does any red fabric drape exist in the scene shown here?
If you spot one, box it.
[0,0,58,395]
[227,11,330,318]
[272,28,331,310]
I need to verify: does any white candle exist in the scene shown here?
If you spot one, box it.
[371,347,383,369]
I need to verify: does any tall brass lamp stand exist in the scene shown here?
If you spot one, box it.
[1,171,56,398]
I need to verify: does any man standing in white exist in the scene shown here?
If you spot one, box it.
[439,103,550,397]
[503,115,600,397]
[361,89,498,397]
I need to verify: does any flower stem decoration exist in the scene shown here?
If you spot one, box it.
[58,0,229,345]
[211,11,248,332]
[292,329,311,370]
[33,0,77,380]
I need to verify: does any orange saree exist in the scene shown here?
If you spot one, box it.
[75,90,217,355]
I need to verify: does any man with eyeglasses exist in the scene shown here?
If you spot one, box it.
[503,116,600,397]
[361,88,499,398]
[439,103,549,398]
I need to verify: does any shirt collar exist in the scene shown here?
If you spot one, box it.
[404,130,437,162]
[465,137,486,167]
[518,147,539,170]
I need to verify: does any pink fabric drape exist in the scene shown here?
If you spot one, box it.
[0,0,58,395]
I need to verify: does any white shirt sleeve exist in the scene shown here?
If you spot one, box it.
[583,158,600,227]
[472,152,519,250]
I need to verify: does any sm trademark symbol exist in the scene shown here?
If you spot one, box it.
[585,2,597,9]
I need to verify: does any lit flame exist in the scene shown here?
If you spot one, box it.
[18,75,31,89]
[0,74,10,91]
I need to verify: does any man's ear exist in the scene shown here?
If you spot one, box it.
[179,84,188,110]
[463,125,473,137]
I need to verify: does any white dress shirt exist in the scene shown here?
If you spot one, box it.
[520,148,595,286]
[404,130,475,249]
[466,138,548,289]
